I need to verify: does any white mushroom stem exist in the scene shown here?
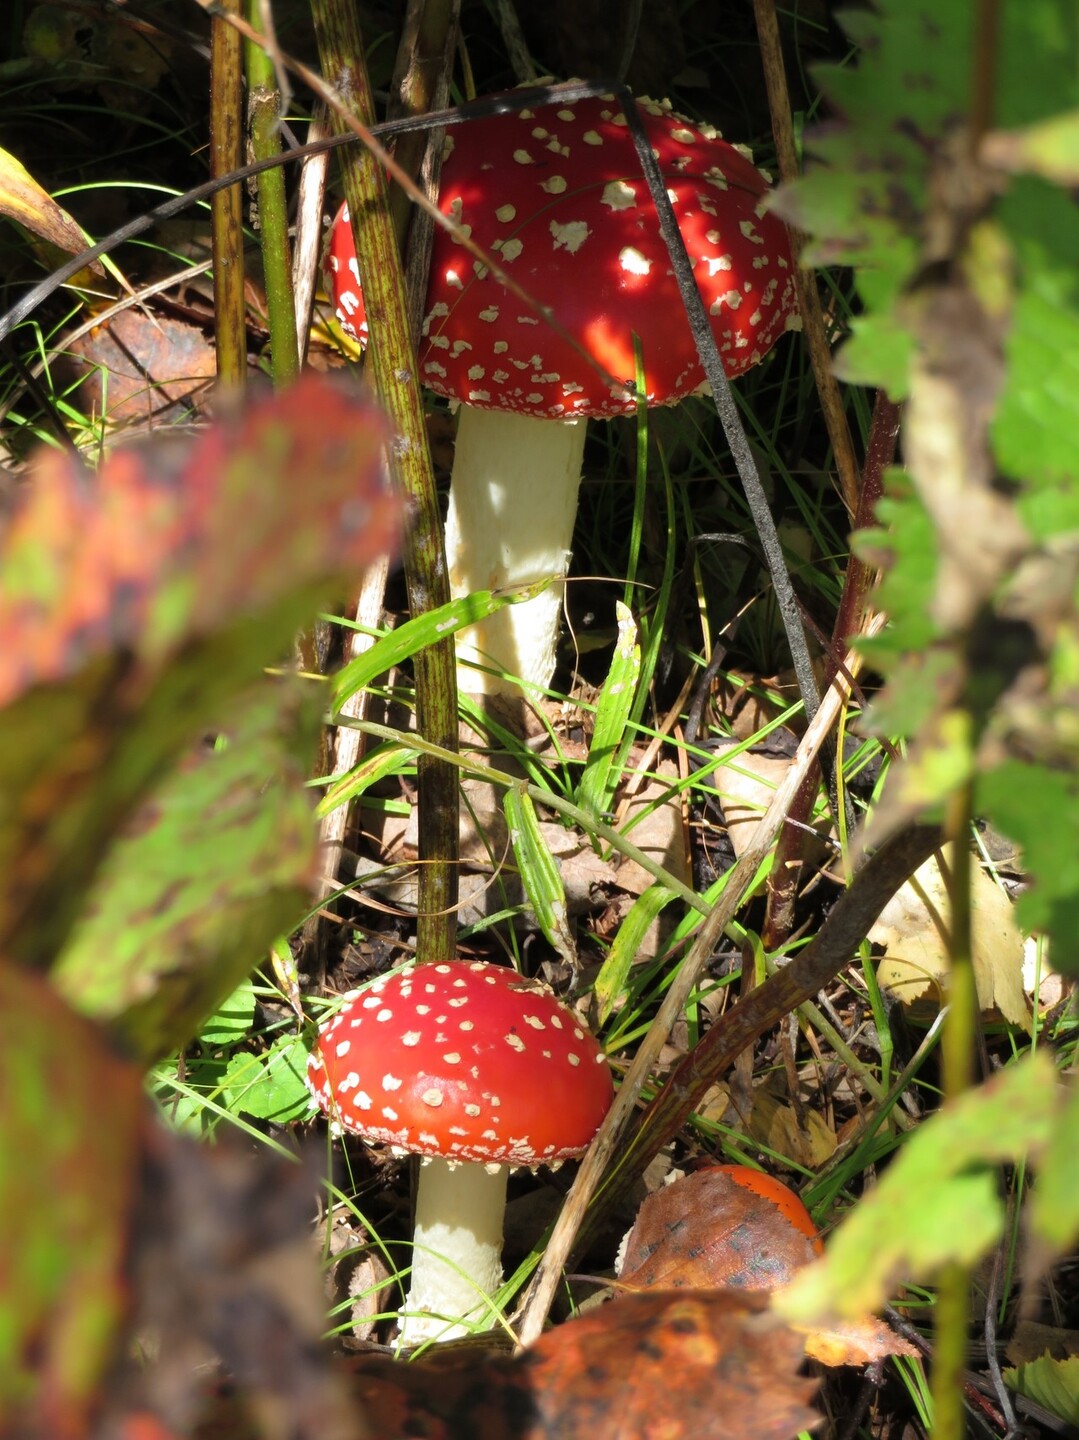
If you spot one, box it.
[445,408,588,701]
[398,1156,510,1345]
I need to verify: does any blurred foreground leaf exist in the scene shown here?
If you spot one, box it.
[50,677,321,1062]
[0,376,398,971]
[0,961,144,1437]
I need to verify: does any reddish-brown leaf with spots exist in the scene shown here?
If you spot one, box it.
[337,1291,817,1440]
[620,1166,821,1292]
[0,376,398,969]
[619,1167,916,1368]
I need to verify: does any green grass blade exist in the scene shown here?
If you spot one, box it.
[595,882,677,1023]
[333,582,549,710]
[576,601,641,822]
[504,785,576,966]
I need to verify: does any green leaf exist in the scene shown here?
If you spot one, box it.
[594,883,676,1023]
[315,738,418,818]
[576,602,640,822]
[1030,1074,1079,1260]
[774,1051,1061,1324]
[0,962,144,1432]
[504,786,576,966]
[196,979,259,1048]
[0,376,398,970]
[50,677,320,1063]
[1004,1354,1079,1426]
[977,761,1079,972]
[221,1036,313,1123]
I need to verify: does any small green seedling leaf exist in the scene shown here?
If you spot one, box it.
[577,602,640,822]
[221,1035,313,1123]
[197,979,259,1048]
[595,883,676,1022]
[504,785,576,966]
[774,1051,1061,1324]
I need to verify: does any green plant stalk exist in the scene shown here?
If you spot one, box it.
[244,1,299,387]
[931,774,978,1440]
[209,0,247,389]
[311,0,459,963]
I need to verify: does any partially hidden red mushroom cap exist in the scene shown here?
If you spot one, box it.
[307,961,613,1166]
[326,92,796,419]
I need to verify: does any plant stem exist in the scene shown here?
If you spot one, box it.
[931,776,978,1440]
[244,1,299,388]
[753,0,861,517]
[761,391,899,950]
[209,0,246,391]
[311,0,459,964]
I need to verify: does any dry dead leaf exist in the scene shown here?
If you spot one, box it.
[872,845,1031,1029]
[619,1167,821,1293]
[748,1091,838,1170]
[341,1290,817,1440]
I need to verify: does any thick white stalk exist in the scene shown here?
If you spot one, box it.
[398,1157,509,1345]
[445,408,588,699]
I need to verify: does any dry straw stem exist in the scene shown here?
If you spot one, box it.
[310,0,460,962]
[515,614,886,1346]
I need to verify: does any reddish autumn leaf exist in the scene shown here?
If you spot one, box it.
[0,961,145,1440]
[0,376,398,968]
[620,1168,915,1368]
[59,308,218,426]
[620,1166,822,1292]
[340,1291,816,1440]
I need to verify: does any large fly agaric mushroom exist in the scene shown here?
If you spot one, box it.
[307,960,612,1344]
[327,91,796,710]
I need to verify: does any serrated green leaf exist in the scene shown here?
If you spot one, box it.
[1004,1354,1079,1425]
[1031,1076,1079,1256]
[977,761,1079,971]
[595,883,676,1023]
[775,1051,1061,1324]
[576,602,640,822]
[504,786,576,966]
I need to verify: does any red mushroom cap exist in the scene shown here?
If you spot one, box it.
[307,961,613,1166]
[325,92,795,419]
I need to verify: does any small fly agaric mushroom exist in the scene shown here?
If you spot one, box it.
[307,960,612,1344]
[327,91,796,711]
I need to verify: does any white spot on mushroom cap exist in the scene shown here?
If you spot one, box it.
[549,219,590,253]
[619,246,651,276]
[601,180,637,211]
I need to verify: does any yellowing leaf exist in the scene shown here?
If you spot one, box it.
[871,845,1031,1029]
[0,146,102,273]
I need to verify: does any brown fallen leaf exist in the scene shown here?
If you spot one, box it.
[619,1166,821,1292]
[59,309,218,426]
[339,1291,817,1440]
[618,1168,915,1369]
